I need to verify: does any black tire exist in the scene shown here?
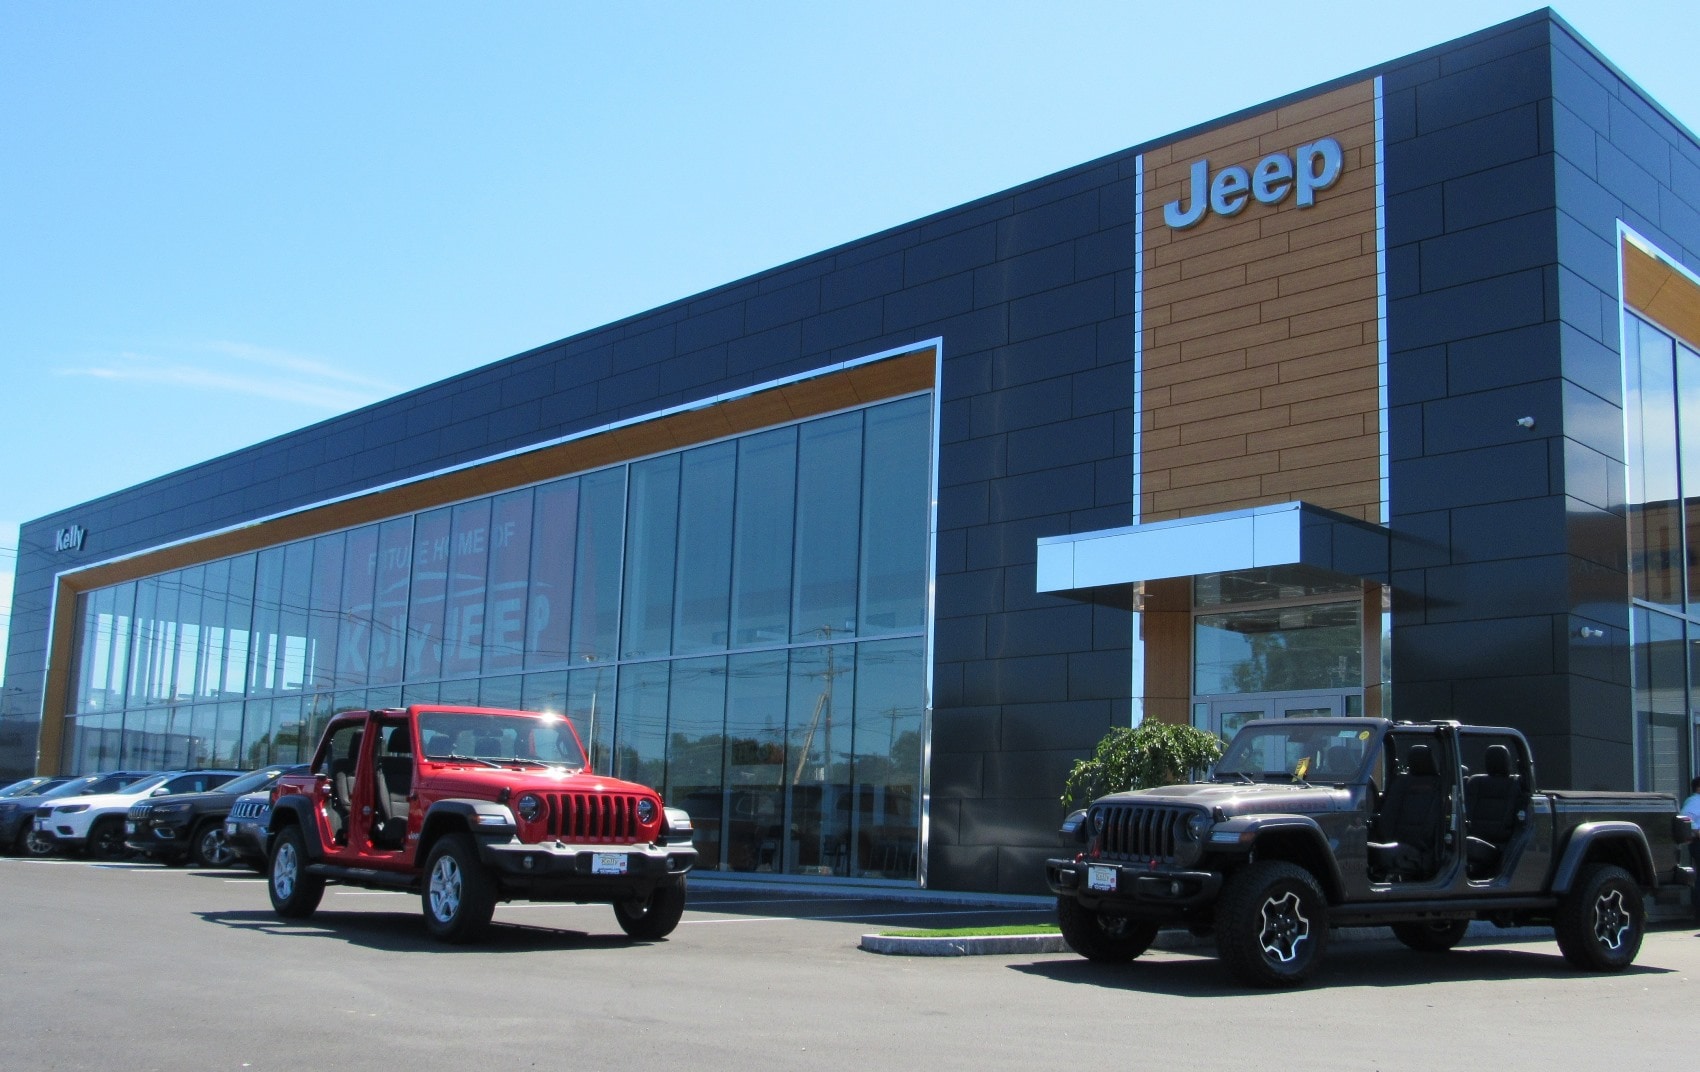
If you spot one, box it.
[1554,863,1644,972]
[268,825,326,919]
[1056,896,1159,962]
[422,834,497,943]
[1391,919,1470,952]
[613,879,688,940]
[191,821,238,868]
[18,825,56,857]
[85,817,128,860]
[1216,861,1330,988]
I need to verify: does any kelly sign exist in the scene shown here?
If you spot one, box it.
[1163,137,1344,230]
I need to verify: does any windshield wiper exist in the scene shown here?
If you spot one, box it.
[427,752,505,769]
[1215,769,1256,784]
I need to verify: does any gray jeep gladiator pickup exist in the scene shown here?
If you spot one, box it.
[1045,717,1694,987]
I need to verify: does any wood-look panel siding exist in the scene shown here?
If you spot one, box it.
[1141,81,1382,524]
[1625,240,1700,348]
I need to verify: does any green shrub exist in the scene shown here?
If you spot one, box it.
[1061,720,1224,812]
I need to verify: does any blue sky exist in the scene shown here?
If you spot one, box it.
[3,1,1698,674]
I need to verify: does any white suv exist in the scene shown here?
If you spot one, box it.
[36,770,240,859]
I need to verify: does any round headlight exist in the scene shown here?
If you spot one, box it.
[637,798,657,824]
[1090,809,1105,835]
[515,793,544,823]
[1185,812,1210,841]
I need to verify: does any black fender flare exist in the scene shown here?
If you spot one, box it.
[1234,815,1347,900]
[1552,821,1655,892]
[266,795,327,859]
[418,799,516,860]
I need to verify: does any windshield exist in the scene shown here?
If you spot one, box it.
[41,773,148,799]
[1215,723,1375,784]
[116,773,174,796]
[218,767,289,795]
[417,709,587,770]
[0,777,59,798]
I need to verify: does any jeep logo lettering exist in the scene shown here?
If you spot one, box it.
[1163,137,1344,230]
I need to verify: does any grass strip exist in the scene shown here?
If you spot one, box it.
[877,924,1061,938]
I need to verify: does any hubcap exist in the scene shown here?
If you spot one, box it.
[273,842,298,899]
[429,855,463,922]
[1593,888,1631,951]
[200,829,233,866]
[1257,890,1311,964]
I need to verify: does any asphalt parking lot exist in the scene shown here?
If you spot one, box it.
[3,855,1697,1072]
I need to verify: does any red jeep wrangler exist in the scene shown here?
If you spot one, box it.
[265,704,696,943]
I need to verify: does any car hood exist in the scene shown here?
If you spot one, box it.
[140,789,238,809]
[421,763,665,801]
[52,788,163,810]
[1095,781,1350,817]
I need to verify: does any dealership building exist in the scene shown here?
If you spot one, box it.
[6,10,1700,893]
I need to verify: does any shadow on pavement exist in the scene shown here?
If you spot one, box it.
[194,908,653,954]
[1010,938,1675,995]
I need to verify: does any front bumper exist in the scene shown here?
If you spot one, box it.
[125,818,192,857]
[1046,857,1223,913]
[478,839,698,900]
[225,819,270,862]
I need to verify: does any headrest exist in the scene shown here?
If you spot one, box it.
[1406,744,1437,777]
[386,725,412,754]
[1483,744,1511,777]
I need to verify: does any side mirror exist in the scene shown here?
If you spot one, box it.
[152,787,172,796]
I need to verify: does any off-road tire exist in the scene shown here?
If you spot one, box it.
[422,834,498,943]
[191,821,237,868]
[1216,861,1330,988]
[1056,896,1159,962]
[1391,919,1470,952]
[85,817,128,860]
[1554,863,1643,972]
[268,824,326,919]
[613,879,688,940]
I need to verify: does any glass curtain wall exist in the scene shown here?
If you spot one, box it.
[1625,313,1700,795]
[61,392,931,882]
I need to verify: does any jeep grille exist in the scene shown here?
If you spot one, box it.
[1094,804,1193,861]
[540,792,643,843]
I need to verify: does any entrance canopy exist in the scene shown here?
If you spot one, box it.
[1035,501,1391,609]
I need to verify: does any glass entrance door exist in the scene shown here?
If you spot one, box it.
[1200,692,1350,740]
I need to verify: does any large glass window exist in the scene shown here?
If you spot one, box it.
[1194,601,1361,695]
[59,386,933,884]
[1627,314,1700,794]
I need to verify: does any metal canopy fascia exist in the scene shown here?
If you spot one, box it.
[1035,501,1391,607]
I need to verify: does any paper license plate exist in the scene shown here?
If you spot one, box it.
[1087,865,1117,892]
[591,853,629,875]
[125,822,137,834]
[225,823,238,836]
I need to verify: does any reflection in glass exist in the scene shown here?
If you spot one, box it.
[338,525,380,688]
[793,414,861,643]
[443,498,492,677]
[786,644,854,877]
[622,456,680,659]
[667,657,727,867]
[615,661,669,788]
[851,639,922,878]
[724,651,786,872]
[1194,601,1361,695]
[525,478,579,670]
[860,396,928,635]
[731,427,795,647]
[674,443,735,655]
[572,469,626,664]
[407,508,451,681]
[483,490,533,673]
[1627,317,1682,610]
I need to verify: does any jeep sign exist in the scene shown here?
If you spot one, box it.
[1163,137,1344,230]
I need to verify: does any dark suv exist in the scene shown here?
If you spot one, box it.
[126,764,306,867]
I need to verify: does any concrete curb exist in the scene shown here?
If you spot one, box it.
[860,932,1070,956]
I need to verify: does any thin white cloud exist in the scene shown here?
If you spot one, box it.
[58,345,397,413]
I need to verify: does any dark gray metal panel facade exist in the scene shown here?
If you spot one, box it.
[7,10,1696,889]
